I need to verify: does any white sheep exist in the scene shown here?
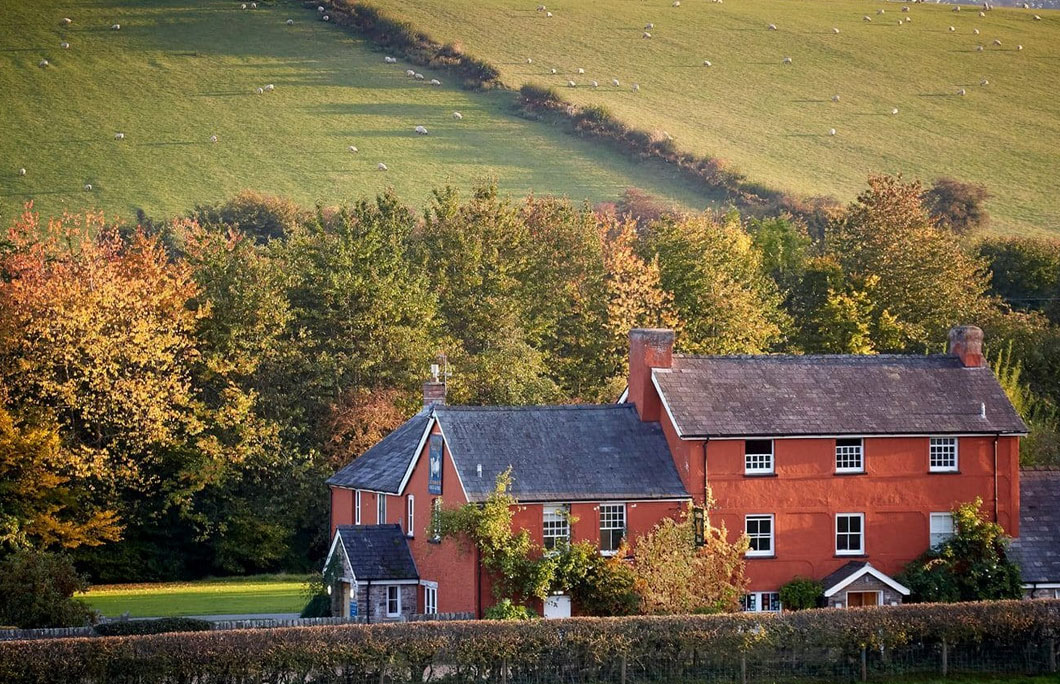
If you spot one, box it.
[84,183,92,191]
[415,125,428,135]
[114,132,125,140]
[550,67,557,74]
[612,78,620,86]
[643,31,652,38]
[430,78,441,85]
[61,17,72,25]
[980,78,989,85]
[976,45,984,52]
[993,39,1002,46]
[251,2,257,7]
[949,26,956,31]
[591,80,599,87]
[645,22,654,29]
[833,27,840,33]
[18,168,26,176]
[782,56,792,64]
[577,68,585,74]
[537,4,546,10]
[265,84,275,91]
[703,59,712,66]
[973,28,980,34]
[1022,2,1029,8]
[527,57,533,64]
[957,88,967,96]
[877,8,885,14]
[768,23,777,30]
[378,162,388,171]
[902,6,909,11]
[414,73,424,80]
[1018,44,1023,51]
[568,80,576,87]
[38,59,49,68]
[256,87,264,94]
[897,19,903,25]
[832,94,840,102]
[286,18,294,25]
[979,10,986,16]
[864,16,872,22]
[906,16,912,22]
[452,111,463,119]
[829,128,836,136]
[111,23,120,30]
[672,1,680,7]
[384,56,396,63]
[546,11,553,17]
[1033,14,1041,20]
[632,82,640,92]
[322,15,329,21]
[407,69,416,76]
[349,145,359,152]
[209,134,219,143]
[318,5,325,11]
[891,107,899,115]
[241,3,247,9]
[953,5,961,11]
[61,41,70,48]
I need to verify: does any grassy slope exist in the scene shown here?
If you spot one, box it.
[79,574,311,617]
[376,0,1060,235]
[0,0,715,222]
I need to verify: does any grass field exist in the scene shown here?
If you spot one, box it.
[79,574,311,617]
[0,0,714,223]
[375,0,1060,235]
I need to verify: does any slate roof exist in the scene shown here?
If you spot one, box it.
[434,404,689,503]
[326,410,431,493]
[1010,468,1060,584]
[653,354,1028,438]
[335,525,418,581]
[820,561,870,592]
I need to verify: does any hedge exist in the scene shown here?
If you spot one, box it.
[92,617,212,637]
[0,600,1057,683]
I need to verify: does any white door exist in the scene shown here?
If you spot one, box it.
[544,594,571,619]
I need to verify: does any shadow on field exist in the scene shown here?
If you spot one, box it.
[792,98,829,103]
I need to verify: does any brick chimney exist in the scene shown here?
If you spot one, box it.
[628,328,674,421]
[422,354,448,408]
[948,325,985,368]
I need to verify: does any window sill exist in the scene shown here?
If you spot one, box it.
[834,470,866,476]
[835,553,867,558]
[928,469,961,475]
[746,554,776,559]
[743,472,778,478]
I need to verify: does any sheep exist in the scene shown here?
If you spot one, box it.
[452,111,463,119]
[577,68,585,74]
[265,84,275,91]
[632,82,640,92]
[256,87,264,94]
[210,135,219,143]
[568,79,576,87]
[993,39,1002,46]
[829,128,836,136]
[877,8,885,14]
[430,78,441,86]
[111,23,120,30]
[1022,2,1029,7]
[897,19,903,24]
[833,27,840,33]
[980,78,989,85]
[976,45,984,52]
[286,18,294,25]
[902,5,909,11]
[61,42,70,48]
[768,23,777,30]
[703,59,712,66]
[645,22,654,30]
[407,69,416,76]
[38,59,49,68]
[414,73,424,80]
[643,31,652,38]
[537,4,546,10]
[949,26,956,31]
[782,56,792,64]
[863,16,872,22]
[415,125,428,135]
[18,168,26,176]
[953,5,960,11]
[550,67,557,74]
[957,88,967,96]
[527,57,533,64]
[241,3,247,9]
[979,10,986,16]
[384,56,397,63]
[322,15,329,21]
[672,0,680,6]
[974,28,980,34]
[84,183,92,191]
[378,162,388,171]
[591,80,599,87]
[906,17,912,22]
[1017,44,1023,50]
[114,132,125,140]
[832,94,840,102]
[251,2,257,7]
[318,5,325,11]
[612,78,620,86]
[349,145,359,152]
[891,107,899,115]
[61,17,72,25]
[546,11,553,17]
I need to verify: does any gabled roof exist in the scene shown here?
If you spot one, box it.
[1010,467,1060,584]
[821,561,910,597]
[326,410,431,493]
[330,525,418,581]
[433,404,689,503]
[653,354,1028,438]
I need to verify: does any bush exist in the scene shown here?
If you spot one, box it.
[300,592,331,618]
[0,550,95,629]
[484,599,537,620]
[778,577,823,611]
[93,617,212,637]
[923,177,991,235]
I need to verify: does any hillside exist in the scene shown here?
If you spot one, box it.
[374,0,1060,235]
[0,0,713,222]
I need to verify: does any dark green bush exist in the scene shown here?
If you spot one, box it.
[779,577,823,611]
[0,550,95,629]
[93,617,212,637]
[300,592,331,618]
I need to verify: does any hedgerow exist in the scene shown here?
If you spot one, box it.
[92,617,213,637]
[0,600,1056,683]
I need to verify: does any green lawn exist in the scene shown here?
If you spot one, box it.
[79,574,311,617]
[0,0,714,223]
[374,0,1060,235]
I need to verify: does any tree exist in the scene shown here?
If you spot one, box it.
[828,175,992,352]
[898,498,1023,603]
[977,237,1060,319]
[923,177,991,235]
[638,213,788,354]
[0,550,95,628]
[632,506,748,614]
[191,190,310,243]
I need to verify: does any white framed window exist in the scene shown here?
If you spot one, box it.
[741,592,781,612]
[406,495,415,538]
[386,585,401,617]
[929,437,958,472]
[744,439,774,475]
[377,493,387,524]
[930,512,955,547]
[543,504,570,551]
[355,490,362,525]
[745,514,774,557]
[599,503,626,555]
[836,513,865,555]
[835,438,864,473]
[424,584,437,614]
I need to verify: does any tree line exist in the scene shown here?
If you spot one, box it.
[1,174,1058,582]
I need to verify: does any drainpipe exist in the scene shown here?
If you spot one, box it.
[475,545,483,618]
[702,438,710,507]
[365,579,371,624]
[993,434,1000,523]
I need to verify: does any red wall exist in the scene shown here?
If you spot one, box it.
[701,434,1020,591]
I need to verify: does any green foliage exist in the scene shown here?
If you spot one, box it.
[484,599,538,620]
[0,550,95,628]
[778,577,823,611]
[978,237,1060,319]
[93,617,212,637]
[899,499,1023,604]
[556,541,640,616]
[989,342,1060,466]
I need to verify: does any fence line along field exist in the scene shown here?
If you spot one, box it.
[374,0,1060,235]
[0,0,713,222]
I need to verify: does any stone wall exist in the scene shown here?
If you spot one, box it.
[356,583,418,622]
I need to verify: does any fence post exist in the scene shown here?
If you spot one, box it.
[860,646,867,682]
[740,652,747,684]
[379,660,386,684]
[1049,639,1057,674]
[500,658,508,684]
[941,639,948,677]
[620,654,627,684]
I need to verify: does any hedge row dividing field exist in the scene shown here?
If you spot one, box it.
[1,600,1057,683]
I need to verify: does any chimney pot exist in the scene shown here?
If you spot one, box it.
[627,328,675,421]
[422,381,446,408]
[948,325,985,368]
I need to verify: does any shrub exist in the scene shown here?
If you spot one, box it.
[93,617,212,637]
[0,550,95,629]
[778,577,823,611]
[484,599,537,620]
[923,177,991,235]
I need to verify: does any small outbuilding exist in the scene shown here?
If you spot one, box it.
[821,561,911,608]
[323,524,419,621]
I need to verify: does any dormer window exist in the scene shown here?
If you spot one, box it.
[744,440,774,475]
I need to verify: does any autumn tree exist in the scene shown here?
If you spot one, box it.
[923,177,991,235]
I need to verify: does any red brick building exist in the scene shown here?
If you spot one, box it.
[327,325,1028,617]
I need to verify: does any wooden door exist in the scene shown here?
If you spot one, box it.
[846,591,879,607]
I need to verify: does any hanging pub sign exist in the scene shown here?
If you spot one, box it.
[428,434,443,494]
[693,507,706,547]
